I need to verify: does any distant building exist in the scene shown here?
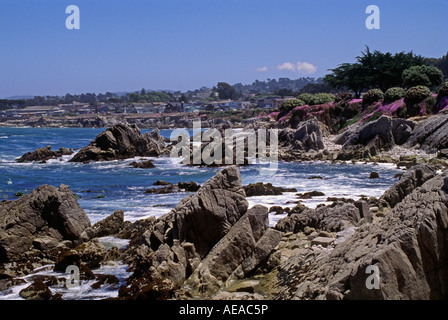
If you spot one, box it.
[9,106,63,116]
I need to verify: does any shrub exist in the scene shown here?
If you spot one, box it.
[362,89,384,106]
[402,65,444,88]
[404,85,431,105]
[296,93,314,105]
[425,96,436,115]
[279,99,304,112]
[384,87,406,103]
[437,81,448,101]
[310,93,335,105]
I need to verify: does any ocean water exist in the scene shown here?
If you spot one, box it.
[0,126,403,299]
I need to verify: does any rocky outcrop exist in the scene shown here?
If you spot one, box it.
[279,118,324,152]
[243,182,297,197]
[185,205,282,296]
[273,170,448,300]
[69,123,166,163]
[275,201,362,234]
[118,166,285,300]
[404,112,448,153]
[0,184,91,262]
[172,166,248,258]
[129,160,155,169]
[336,116,415,156]
[80,210,124,241]
[16,146,73,163]
[379,164,436,208]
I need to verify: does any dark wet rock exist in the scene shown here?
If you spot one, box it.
[144,185,180,194]
[243,182,297,197]
[69,123,166,163]
[129,160,155,169]
[91,274,119,290]
[0,184,91,262]
[153,180,172,186]
[16,146,73,163]
[19,280,53,300]
[369,172,380,179]
[177,182,201,192]
[296,191,326,199]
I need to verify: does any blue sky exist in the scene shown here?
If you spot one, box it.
[1,0,447,97]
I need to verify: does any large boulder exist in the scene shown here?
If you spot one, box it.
[336,116,415,155]
[0,184,91,262]
[80,210,124,241]
[69,123,166,163]
[243,182,296,197]
[274,170,448,300]
[404,112,448,153]
[279,118,324,152]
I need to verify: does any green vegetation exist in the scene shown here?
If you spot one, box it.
[324,47,428,97]
[384,87,406,102]
[279,99,304,112]
[362,89,384,106]
[215,82,237,100]
[402,65,443,88]
[296,93,334,106]
[404,85,432,104]
[437,81,448,101]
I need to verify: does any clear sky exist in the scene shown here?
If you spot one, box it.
[1,0,447,97]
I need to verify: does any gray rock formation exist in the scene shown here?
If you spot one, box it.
[275,202,362,234]
[69,123,166,163]
[185,205,281,296]
[279,118,324,152]
[336,116,415,156]
[379,164,437,208]
[0,184,91,262]
[404,112,448,153]
[80,210,124,241]
[274,170,448,300]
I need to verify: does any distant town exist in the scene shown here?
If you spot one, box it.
[0,78,326,120]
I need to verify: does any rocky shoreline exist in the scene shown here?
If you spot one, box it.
[0,163,447,300]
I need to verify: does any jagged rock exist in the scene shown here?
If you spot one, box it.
[173,165,249,258]
[144,185,180,194]
[274,171,448,300]
[185,205,274,296]
[379,165,436,208]
[336,116,415,155]
[16,146,73,163]
[80,210,124,241]
[69,123,166,163]
[243,182,296,197]
[0,184,91,262]
[404,112,448,153]
[279,118,324,152]
[153,180,171,186]
[275,202,361,233]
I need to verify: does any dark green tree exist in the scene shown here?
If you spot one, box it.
[215,82,237,99]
